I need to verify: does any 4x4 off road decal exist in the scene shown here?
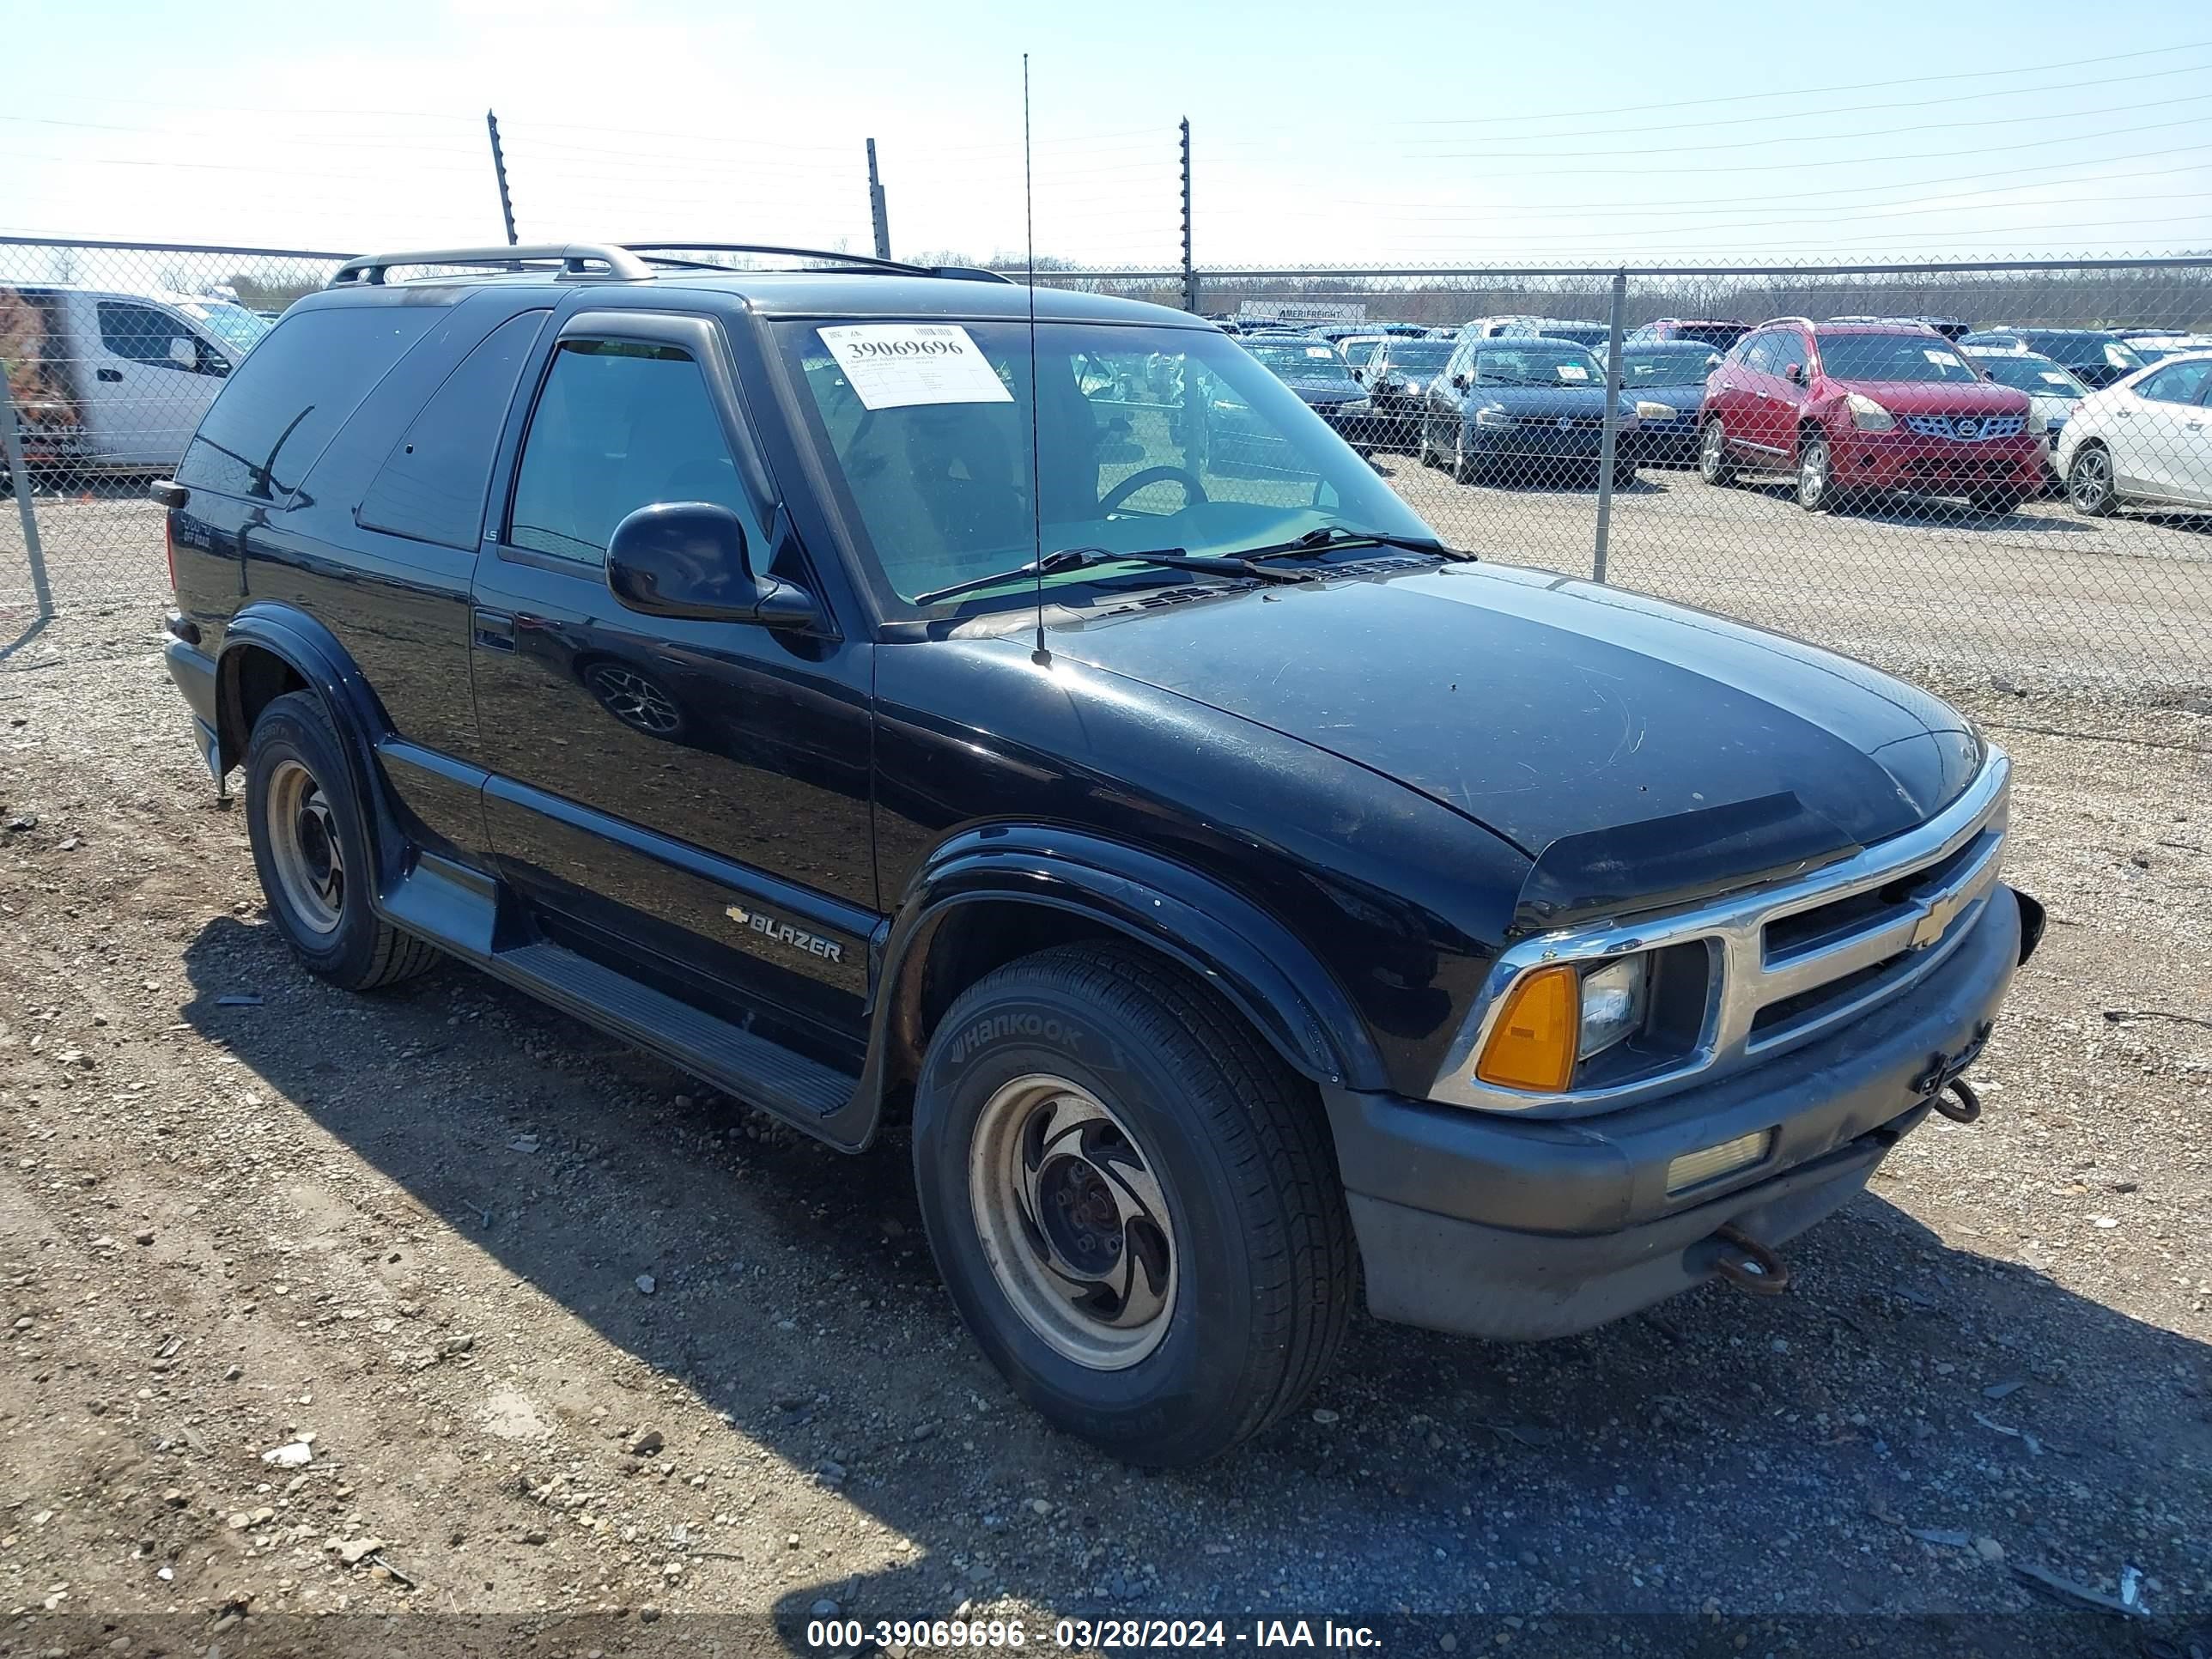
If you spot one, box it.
[726,904,843,964]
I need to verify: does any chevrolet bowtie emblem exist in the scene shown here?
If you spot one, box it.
[1909,889,1969,951]
[726,905,750,926]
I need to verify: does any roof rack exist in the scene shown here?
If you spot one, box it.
[327,240,1021,289]
[329,243,656,286]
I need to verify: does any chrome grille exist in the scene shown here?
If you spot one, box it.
[1901,413,2027,440]
[1428,752,2012,1116]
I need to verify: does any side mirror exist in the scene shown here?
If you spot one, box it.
[168,337,198,371]
[1784,362,1806,386]
[1450,372,1470,391]
[605,502,819,629]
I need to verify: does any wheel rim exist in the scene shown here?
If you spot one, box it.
[264,758,344,935]
[587,665,681,734]
[2069,448,2111,509]
[1700,423,1724,479]
[1799,440,1828,507]
[968,1073,1178,1370]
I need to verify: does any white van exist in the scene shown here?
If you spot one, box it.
[0,283,273,477]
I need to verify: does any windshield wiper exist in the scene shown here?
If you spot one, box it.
[1224,526,1479,564]
[911,544,1310,606]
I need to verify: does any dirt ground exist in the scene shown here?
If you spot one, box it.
[1,609,2209,1654]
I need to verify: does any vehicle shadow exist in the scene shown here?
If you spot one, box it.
[1737,480,2098,534]
[179,921,2212,1638]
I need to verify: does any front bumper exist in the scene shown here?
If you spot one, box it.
[1326,883,2031,1340]
[1832,429,2046,495]
[1624,420,1698,464]
[1468,423,1618,462]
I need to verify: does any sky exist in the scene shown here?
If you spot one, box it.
[2,0,2209,272]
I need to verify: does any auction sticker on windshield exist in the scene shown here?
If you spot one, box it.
[1557,363,1590,380]
[818,324,1013,410]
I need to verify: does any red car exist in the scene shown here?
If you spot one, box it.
[1699,319,2044,513]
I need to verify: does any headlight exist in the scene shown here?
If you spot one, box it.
[1634,399,1674,422]
[1474,954,1651,1091]
[1577,957,1650,1060]
[1403,379,1425,394]
[1474,405,1517,428]
[1846,392,1895,431]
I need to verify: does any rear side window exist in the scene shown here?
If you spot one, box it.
[358,310,546,550]
[177,306,442,501]
[505,339,753,568]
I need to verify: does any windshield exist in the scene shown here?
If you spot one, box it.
[1247,342,1358,382]
[180,301,273,356]
[1378,343,1453,374]
[1970,353,2087,398]
[777,319,1432,611]
[1474,343,1605,386]
[1622,347,1719,387]
[2028,332,2147,373]
[1814,332,1979,383]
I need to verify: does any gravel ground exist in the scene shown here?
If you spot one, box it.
[0,604,2208,1653]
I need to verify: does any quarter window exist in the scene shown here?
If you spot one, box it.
[506,339,753,568]
[359,310,547,551]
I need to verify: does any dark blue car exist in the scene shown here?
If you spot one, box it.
[1616,340,1723,467]
[1417,337,1657,487]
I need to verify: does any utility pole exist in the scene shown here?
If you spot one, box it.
[485,109,519,246]
[866,138,891,262]
[1179,118,1198,314]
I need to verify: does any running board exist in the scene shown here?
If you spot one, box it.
[491,940,857,1121]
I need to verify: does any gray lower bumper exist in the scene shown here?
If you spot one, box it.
[1327,884,2027,1340]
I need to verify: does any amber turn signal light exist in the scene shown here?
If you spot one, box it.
[1474,963,1579,1091]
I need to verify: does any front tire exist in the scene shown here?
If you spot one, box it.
[911,942,1352,1467]
[244,691,439,991]
[2067,443,2118,516]
[1795,433,1833,512]
[1698,420,1735,486]
[1452,428,1480,485]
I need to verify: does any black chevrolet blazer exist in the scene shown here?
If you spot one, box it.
[155,242,2042,1466]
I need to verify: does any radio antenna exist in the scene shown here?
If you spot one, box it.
[1024,52,1049,668]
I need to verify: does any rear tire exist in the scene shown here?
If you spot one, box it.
[911,941,1352,1467]
[1698,420,1735,486]
[2067,444,2118,516]
[244,691,440,992]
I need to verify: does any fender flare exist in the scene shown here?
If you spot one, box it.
[830,826,1387,1151]
[214,603,407,896]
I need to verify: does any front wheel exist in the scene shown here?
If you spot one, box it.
[2067,444,2117,516]
[1452,428,1480,485]
[1698,420,1735,486]
[1611,459,1638,491]
[1795,434,1833,512]
[911,943,1352,1467]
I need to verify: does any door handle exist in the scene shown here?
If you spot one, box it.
[96,368,123,383]
[472,607,516,650]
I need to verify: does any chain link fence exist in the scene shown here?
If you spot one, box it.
[6,240,2209,754]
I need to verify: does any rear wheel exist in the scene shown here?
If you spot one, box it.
[245,691,439,992]
[1795,433,1833,512]
[2067,444,2117,516]
[1698,420,1735,486]
[911,942,1352,1467]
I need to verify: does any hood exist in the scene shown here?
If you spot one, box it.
[1048,560,1981,860]
[1824,378,2032,416]
[1623,383,1704,416]
[1473,383,1620,417]
[1282,379,1363,403]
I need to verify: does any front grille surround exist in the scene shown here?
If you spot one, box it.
[1901,413,2027,441]
[1426,750,2011,1116]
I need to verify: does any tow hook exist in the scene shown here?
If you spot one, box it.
[1709,1224,1791,1297]
[1933,1077,1982,1125]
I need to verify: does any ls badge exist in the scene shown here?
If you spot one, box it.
[726,904,844,963]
